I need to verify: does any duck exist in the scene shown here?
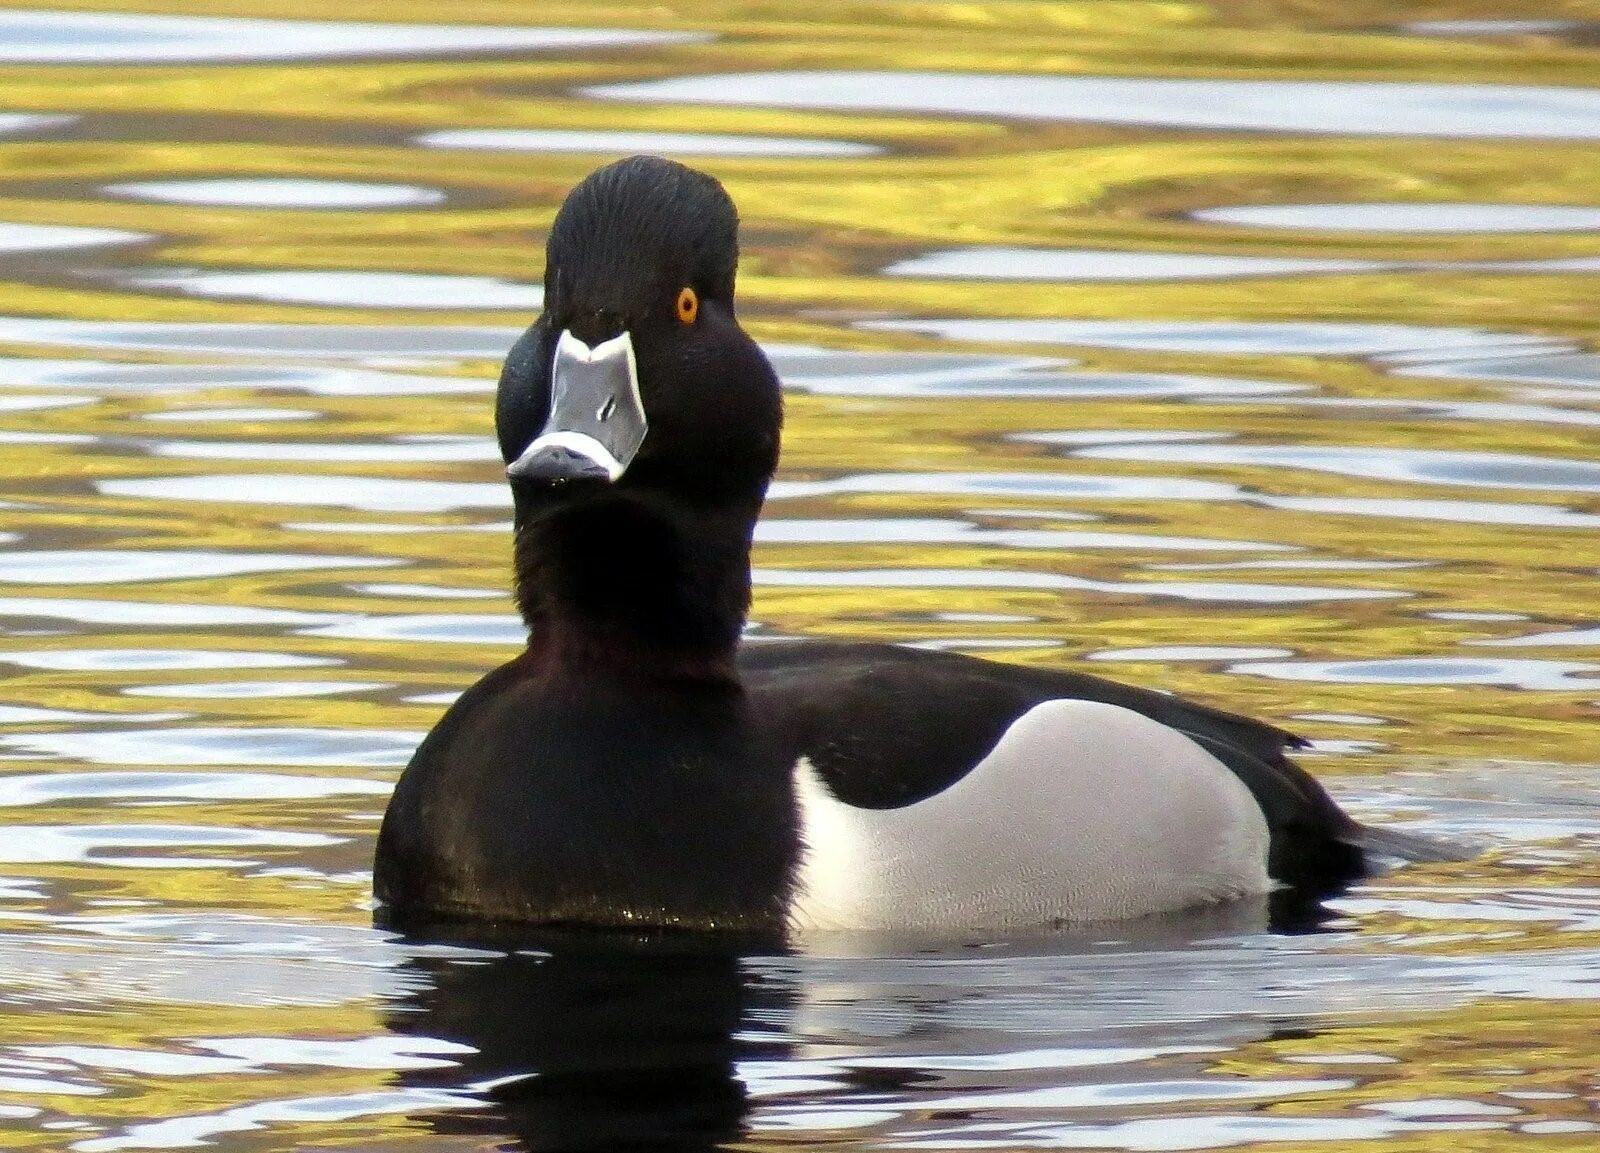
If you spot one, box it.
[374,155,1446,939]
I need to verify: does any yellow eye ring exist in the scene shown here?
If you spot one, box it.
[675,286,699,325]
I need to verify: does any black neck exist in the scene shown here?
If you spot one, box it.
[513,489,756,684]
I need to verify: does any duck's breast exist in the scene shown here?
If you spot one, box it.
[788,698,1272,933]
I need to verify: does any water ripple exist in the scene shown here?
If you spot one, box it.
[1268,396,1600,430]
[0,649,337,672]
[24,1035,471,1077]
[0,597,342,628]
[592,71,1600,139]
[0,727,419,768]
[142,408,318,423]
[300,614,525,646]
[882,1112,1505,1150]
[0,550,395,584]
[419,127,880,158]
[755,518,1287,551]
[886,247,1378,281]
[0,771,390,807]
[1260,494,1600,528]
[0,319,519,361]
[768,471,1245,503]
[1471,627,1600,648]
[0,223,149,252]
[0,11,700,64]
[0,824,340,866]
[130,270,543,310]
[1077,442,1600,494]
[862,318,1566,357]
[0,706,184,726]
[100,474,506,513]
[0,357,485,395]
[71,1086,482,1152]
[926,1075,1353,1111]
[107,179,446,209]
[1232,657,1600,690]
[754,567,1400,604]
[123,680,387,700]
[1407,20,1581,37]
[149,436,496,463]
[1089,645,1295,662]
[0,113,74,136]
[1195,202,1600,233]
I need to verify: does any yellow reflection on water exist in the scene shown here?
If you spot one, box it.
[0,0,1595,1149]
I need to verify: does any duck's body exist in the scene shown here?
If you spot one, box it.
[377,648,796,931]
[379,634,1357,934]
[374,156,1414,939]
[745,641,1357,931]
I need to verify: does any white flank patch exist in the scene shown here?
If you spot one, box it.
[789,700,1271,933]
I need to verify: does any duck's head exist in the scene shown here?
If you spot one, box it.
[497,155,782,528]
[496,157,783,659]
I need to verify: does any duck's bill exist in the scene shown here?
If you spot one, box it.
[507,330,647,483]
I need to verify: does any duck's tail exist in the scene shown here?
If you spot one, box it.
[1345,821,1478,867]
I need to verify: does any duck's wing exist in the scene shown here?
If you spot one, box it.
[740,640,1312,802]
[739,640,1367,894]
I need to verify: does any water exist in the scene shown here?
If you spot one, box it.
[0,1,1597,1149]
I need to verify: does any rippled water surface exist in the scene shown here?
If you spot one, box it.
[0,2,1598,1149]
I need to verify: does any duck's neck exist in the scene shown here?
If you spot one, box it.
[513,490,756,686]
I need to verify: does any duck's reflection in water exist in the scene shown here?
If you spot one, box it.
[378,897,1339,1151]
[383,928,781,1153]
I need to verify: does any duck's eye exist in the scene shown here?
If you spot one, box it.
[675,286,699,325]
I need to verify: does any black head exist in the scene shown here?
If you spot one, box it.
[497,156,782,519]
[495,157,783,662]
[546,154,739,339]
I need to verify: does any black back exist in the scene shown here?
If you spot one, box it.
[740,640,1366,898]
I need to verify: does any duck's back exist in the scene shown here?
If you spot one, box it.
[740,640,1366,928]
